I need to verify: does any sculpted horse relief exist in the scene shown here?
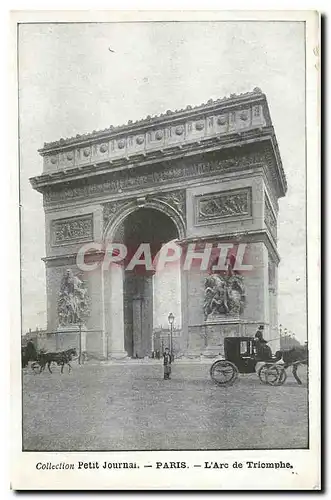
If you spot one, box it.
[203,273,246,320]
[58,269,90,326]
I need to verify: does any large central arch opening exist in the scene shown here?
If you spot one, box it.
[113,207,181,358]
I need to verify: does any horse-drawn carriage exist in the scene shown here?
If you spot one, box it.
[210,336,308,387]
[21,341,78,374]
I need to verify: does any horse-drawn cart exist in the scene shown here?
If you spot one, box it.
[210,336,307,387]
[22,341,78,374]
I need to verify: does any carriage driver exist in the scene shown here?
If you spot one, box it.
[254,325,272,360]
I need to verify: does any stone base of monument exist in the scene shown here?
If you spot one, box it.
[185,351,203,359]
[56,324,87,352]
[201,345,224,358]
[108,350,129,360]
[187,316,258,358]
[205,314,240,324]
[205,317,242,356]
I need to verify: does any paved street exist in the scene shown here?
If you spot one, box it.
[22,361,308,451]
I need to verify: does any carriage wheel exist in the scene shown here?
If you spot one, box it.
[258,363,273,385]
[31,362,41,374]
[266,364,287,386]
[210,360,238,386]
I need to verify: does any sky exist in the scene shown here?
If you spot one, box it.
[18,21,306,340]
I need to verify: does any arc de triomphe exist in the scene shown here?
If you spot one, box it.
[30,88,286,359]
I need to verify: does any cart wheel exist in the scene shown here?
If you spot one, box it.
[210,360,238,386]
[266,364,287,386]
[258,363,273,384]
[31,362,40,375]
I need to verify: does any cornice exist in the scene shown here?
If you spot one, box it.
[31,89,287,201]
[32,130,261,185]
[177,229,281,265]
[42,250,105,268]
[39,88,265,153]
[31,129,286,196]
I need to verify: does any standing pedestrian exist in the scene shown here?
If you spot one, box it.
[163,347,172,380]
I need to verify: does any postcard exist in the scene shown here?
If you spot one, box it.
[11,9,320,490]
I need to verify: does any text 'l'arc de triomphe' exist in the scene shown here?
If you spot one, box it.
[30,88,287,359]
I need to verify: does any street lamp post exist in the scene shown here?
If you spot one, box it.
[78,320,82,365]
[168,312,175,359]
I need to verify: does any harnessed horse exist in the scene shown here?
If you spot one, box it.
[275,345,308,385]
[21,341,38,368]
[34,348,78,374]
[22,341,78,374]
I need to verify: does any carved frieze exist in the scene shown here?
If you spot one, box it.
[264,197,277,241]
[175,125,184,136]
[151,190,186,218]
[103,199,132,228]
[51,214,93,246]
[196,188,252,224]
[99,143,108,153]
[103,190,186,232]
[44,153,262,205]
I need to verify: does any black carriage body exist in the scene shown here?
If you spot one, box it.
[224,337,257,374]
[210,337,288,387]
